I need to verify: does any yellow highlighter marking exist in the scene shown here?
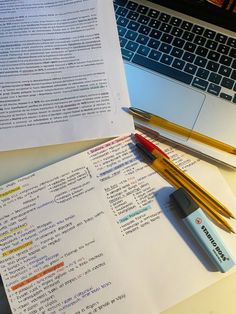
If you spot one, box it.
[0,225,27,240]
[0,186,21,198]
[2,240,33,257]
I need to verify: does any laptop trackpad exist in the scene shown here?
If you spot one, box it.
[125,63,205,141]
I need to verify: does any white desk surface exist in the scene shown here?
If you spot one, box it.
[0,139,236,314]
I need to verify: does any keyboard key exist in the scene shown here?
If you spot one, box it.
[125,30,138,40]
[217,44,230,54]
[231,70,236,80]
[160,23,172,33]
[172,58,185,70]
[127,21,139,31]
[136,34,149,45]
[233,94,236,103]
[207,83,221,96]
[170,47,184,58]
[116,7,128,16]
[194,56,207,67]
[127,11,139,20]
[138,25,151,35]
[182,31,194,41]
[137,45,150,56]
[181,21,193,31]
[161,33,173,44]
[171,27,183,37]
[150,29,162,40]
[114,0,128,5]
[233,60,236,69]
[184,63,197,75]
[172,38,185,48]
[148,18,161,29]
[192,77,208,91]
[219,65,232,77]
[221,77,234,89]
[137,5,149,14]
[192,25,204,35]
[184,42,196,53]
[196,68,209,79]
[206,60,219,72]
[205,39,217,50]
[127,1,138,10]
[159,43,172,53]
[220,93,232,101]
[229,48,236,58]
[219,55,232,66]
[149,50,161,61]
[117,17,129,27]
[209,72,222,84]
[160,54,173,65]
[227,37,236,48]
[203,29,216,39]
[194,35,206,46]
[148,9,159,19]
[159,13,170,22]
[147,38,160,49]
[126,40,139,52]
[215,33,227,44]
[118,25,127,36]
[121,48,134,61]
[207,51,220,62]
[170,17,182,27]
[196,46,208,57]
[138,14,150,25]
[132,54,193,84]
[182,51,195,62]
[119,36,128,47]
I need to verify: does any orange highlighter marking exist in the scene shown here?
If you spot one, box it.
[11,261,64,291]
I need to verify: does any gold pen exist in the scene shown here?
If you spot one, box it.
[134,133,235,233]
[134,133,235,219]
[163,169,234,233]
[129,107,236,155]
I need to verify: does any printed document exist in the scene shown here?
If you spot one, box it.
[0,134,236,313]
[0,0,133,151]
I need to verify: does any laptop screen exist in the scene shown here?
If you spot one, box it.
[150,0,236,31]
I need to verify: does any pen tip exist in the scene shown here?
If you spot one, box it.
[121,107,129,113]
[229,226,236,234]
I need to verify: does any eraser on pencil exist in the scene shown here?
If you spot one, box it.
[171,188,236,273]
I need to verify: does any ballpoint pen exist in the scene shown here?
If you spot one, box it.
[129,107,236,155]
[134,135,235,233]
[134,133,235,219]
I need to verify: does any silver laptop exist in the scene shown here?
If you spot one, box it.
[114,0,236,167]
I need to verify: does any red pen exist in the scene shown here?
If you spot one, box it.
[134,133,170,159]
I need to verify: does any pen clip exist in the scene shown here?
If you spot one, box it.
[129,107,151,121]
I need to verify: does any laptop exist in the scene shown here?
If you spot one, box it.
[114,0,236,168]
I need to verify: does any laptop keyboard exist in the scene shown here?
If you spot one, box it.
[114,0,236,103]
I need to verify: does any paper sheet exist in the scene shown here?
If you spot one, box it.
[0,134,236,314]
[0,0,133,151]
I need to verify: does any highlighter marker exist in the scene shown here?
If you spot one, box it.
[171,188,235,272]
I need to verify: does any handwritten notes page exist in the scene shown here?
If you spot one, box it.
[0,0,133,151]
[0,134,236,314]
